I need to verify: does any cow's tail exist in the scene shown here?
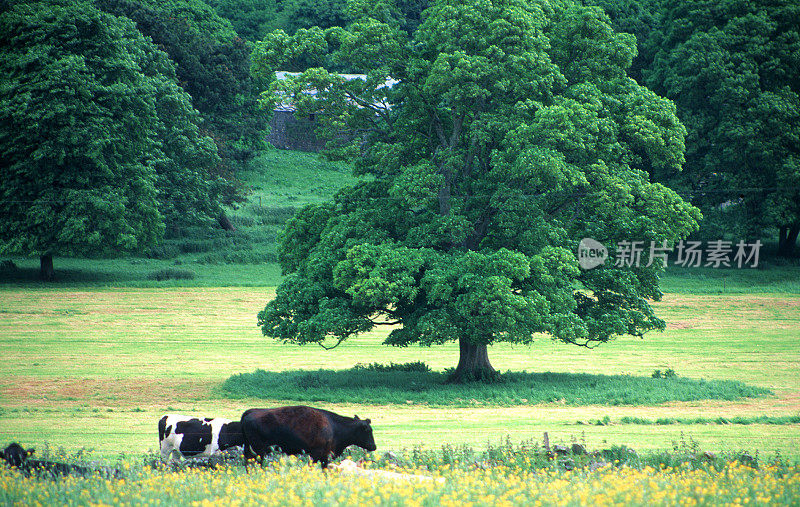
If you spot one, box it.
[158,415,167,445]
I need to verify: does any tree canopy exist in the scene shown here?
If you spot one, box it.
[255,0,700,381]
[0,0,222,278]
[640,0,800,256]
[96,0,269,203]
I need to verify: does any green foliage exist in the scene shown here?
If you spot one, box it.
[222,368,770,406]
[204,0,287,41]
[206,0,427,42]
[255,0,701,377]
[581,0,659,84]
[642,0,800,255]
[0,0,221,265]
[95,0,269,200]
[284,0,349,34]
[146,268,196,281]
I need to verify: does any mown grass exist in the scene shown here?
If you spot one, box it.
[0,287,798,459]
[222,368,771,407]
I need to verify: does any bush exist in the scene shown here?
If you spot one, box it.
[146,244,180,259]
[352,361,431,373]
[147,268,196,281]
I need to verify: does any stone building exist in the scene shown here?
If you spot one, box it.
[266,71,396,152]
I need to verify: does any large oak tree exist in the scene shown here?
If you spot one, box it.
[256,0,700,381]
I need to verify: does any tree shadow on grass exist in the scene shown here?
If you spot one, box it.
[0,266,142,286]
[222,368,772,407]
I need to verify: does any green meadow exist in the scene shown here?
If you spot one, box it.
[0,287,798,459]
[1,149,798,462]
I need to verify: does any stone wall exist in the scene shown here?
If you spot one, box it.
[267,110,327,152]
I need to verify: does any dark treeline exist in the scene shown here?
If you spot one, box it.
[586,0,800,257]
[0,0,797,282]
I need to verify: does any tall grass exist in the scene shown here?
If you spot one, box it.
[1,444,798,507]
[222,367,772,407]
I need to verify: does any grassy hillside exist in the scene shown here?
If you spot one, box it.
[0,150,359,287]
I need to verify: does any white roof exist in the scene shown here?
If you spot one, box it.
[272,71,397,112]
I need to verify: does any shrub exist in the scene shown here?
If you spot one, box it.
[146,244,180,259]
[352,361,431,373]
[147,268,196,281]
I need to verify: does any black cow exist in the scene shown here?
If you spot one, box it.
[241,405,376,469]
[158,414,244,460]
[1,443,34,467]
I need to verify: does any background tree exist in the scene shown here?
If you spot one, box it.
[580,0,659,84]
[96,0,269,205]
[256,0,700,381]
[0,0,222,279]
[595,0,800,256]
[204,0,286,42]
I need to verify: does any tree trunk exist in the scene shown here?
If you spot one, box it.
[218,212,236,231]
[40,254,54,282]
[777,224,799,258]
[448,336,498,383]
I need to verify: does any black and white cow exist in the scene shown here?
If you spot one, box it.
[158,414,244,460]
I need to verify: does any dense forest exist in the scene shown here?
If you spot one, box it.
[1,0,798,283]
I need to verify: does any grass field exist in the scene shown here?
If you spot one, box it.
[2,150,799,504]
[0,287,798,460]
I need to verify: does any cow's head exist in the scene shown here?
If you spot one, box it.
[1,443,34,467]
[352,415,377,452]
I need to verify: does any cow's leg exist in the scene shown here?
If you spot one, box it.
[243,445,263,473]
[312,447,333,469]
[160,447,176,464]
[243,446,253,473]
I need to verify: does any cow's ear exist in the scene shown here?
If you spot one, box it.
[26,449,34,456]
[365,419,371,425]
[0,450,5,459]
[354,415,360,421]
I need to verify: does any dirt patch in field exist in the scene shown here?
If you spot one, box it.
[666,321,695,329]
[656,390,800,413]
[0,376,219,408]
